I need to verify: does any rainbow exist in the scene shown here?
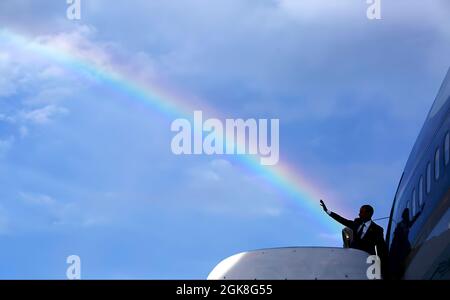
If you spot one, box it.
[0,29,344,235]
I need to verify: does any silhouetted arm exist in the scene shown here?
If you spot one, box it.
[410,203,425,227]
[320,200,354,228]
[410,211,421,227]
[329,212,354,228]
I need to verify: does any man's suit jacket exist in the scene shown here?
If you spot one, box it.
[329,212,387,256]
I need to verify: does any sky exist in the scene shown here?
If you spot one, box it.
[0,0,449,279]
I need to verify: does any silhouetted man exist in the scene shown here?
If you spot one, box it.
[388,204,425,279]
[320,200,387,257]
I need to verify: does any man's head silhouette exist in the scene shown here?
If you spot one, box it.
[359,205,374,222]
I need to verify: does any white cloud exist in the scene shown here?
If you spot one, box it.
[0,137,14,157]
[18,192,111,229]
[0,50,18,97]
[19,126,28,138]
[0,113,15,123]
[210,158,232,170]
[0,24,168,143]
[38,66,66,80]
[32,25,161,86]
[20,192,56,206]
[0,51,9,61]
[185,159,284,218]
[21,105,68,124]
[189,159,234,182]
[37,26,113,70]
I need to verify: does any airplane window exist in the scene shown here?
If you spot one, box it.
[427,162,431,194]
[412,189,417,216]
[445,132,449,166]
[435,148,440,180]
[419,176,424,206]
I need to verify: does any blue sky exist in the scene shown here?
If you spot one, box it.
[0,0,450,279]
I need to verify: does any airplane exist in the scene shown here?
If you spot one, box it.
[208,67,450,280]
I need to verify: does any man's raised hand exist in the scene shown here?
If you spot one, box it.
[320,199,328,212]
